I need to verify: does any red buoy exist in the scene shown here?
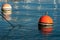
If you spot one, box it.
[38,12,53,35]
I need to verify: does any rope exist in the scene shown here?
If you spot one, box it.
[0,11,17,40]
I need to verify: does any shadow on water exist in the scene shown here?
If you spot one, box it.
[1,22,23,40]
[1,24,22,40]
[38,22,42,30]
[0,13,23,40]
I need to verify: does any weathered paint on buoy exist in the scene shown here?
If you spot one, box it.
[38,12,53,35]
[1,3,12,20]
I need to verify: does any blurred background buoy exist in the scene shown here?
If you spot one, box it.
[1,3,12,20]
[38,12,53,35]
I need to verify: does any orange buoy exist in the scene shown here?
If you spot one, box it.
[38,12,53,35]
[39,15,53,24]
[1,3,12,20]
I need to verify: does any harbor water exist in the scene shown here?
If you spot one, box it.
[0,0,60,40]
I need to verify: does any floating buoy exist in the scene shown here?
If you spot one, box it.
[1,3,12,20]
[38,12,53,35]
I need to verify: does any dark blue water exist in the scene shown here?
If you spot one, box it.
[0,0,60,40]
